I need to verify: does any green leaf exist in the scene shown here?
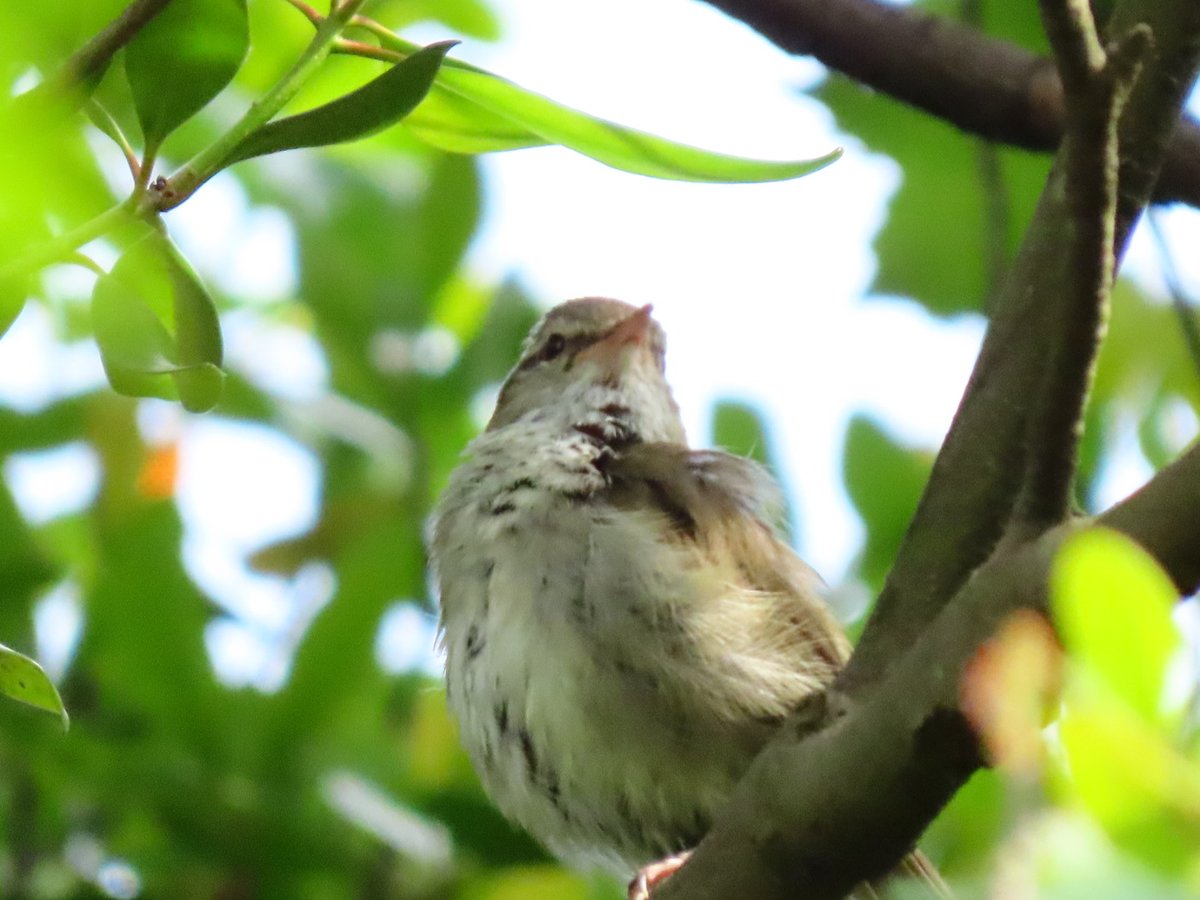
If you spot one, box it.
[125,0,249,149]
[711,399,771,467]
[91,232,225,410]
[172,362,226,413]
[0,642,68,728]
[229,41,456,164]
[166,243,223,369]
[1061,706,1200,875]
[0,275,26,339]
[813,73,1049,314]
[711,399,793,539]
[390,39,841,182]
[841,416,932,590]
[1052,527,1182,724]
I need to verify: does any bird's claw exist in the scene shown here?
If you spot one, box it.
[627,851,691,900]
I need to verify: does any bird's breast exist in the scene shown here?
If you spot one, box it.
[432,431,751,871]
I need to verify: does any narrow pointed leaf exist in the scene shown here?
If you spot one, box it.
[0,643,68,728]
[229,41,457,164]
[405,83,549,153]
[125,0,249,147]
[389,39,842,182]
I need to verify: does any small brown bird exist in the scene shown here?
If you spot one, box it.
[432,298,944,898]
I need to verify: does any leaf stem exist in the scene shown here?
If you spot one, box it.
[0,201,137,283]
[85,99,142,181]
[149,0,368,212]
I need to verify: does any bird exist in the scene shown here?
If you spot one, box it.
[431,297,946,898]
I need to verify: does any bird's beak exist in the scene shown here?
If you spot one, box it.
[577,304,654,374]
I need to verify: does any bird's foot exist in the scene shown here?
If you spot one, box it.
[627,851,692,900]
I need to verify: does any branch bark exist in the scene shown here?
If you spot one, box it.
[656,436,1200,900]
[654,0,1200,895]
[699,0,1200,209]
[836,0,1200,700]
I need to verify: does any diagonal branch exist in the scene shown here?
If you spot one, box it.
[653,0,1200,895]
[655,436,1200,899]
[835,0,1200,699]
[1015,6,1150,531]
[699,0,1200,209]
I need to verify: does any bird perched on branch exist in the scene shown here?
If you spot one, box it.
[432,298,945,898]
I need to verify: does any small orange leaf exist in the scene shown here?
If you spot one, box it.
[961,610,1063,776]
[138,443,179,499]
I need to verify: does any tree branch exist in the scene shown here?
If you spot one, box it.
[699,0,1200,209]
[1101,439,1200,594]
[33,0,176,101]
[835,0,1200,699]
[653,0,1200,895]
[655,447,1200,900]
[1015,7,1149,530]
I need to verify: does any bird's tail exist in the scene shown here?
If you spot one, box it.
[851,849,953,899]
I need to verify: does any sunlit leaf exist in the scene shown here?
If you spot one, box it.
[92,238,180,400]
[91,232,225,410]
[0,642,68,727]
[229,41,456,163]
[125,0,249,148]
[172,362,226,413]
[0,276,26,339]
[1052,527,1182,723]
[386,38,841,182]
[1061,706,1200,874]
[368,0,501,40]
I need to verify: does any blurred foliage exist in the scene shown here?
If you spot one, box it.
[0,0,1196,898]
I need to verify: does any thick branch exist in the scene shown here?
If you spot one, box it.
[699,0,1200,208]
[654,1,1200,895]
[656,443,1200,900]
[835,0,1200,698]
[1101,440,1200,593]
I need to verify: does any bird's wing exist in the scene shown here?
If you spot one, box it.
[605,443,852,697]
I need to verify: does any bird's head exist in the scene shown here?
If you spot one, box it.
[487,297,686,445]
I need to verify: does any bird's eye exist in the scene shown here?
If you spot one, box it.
[541,333,567,362]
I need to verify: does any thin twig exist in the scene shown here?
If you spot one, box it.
[333,39,400,63]
[64,253,107,278]
[961,0,1013,311]
[282,0,323,28]
[1013,2,1145,529]
[38,0,176,100]
[1039,0,1106,94]
[84,99,141,182]
[0,202,137,283]
[149,0,369,212]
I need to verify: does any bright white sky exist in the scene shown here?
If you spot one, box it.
[4,0,1198,685]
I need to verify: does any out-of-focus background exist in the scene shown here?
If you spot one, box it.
[2,0,1199,897]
